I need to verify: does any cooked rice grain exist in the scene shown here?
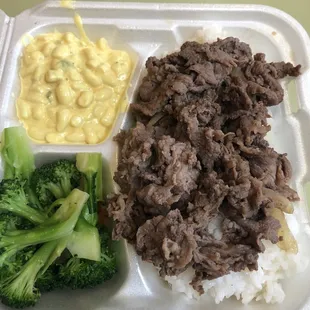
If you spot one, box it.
[165,214,308,304]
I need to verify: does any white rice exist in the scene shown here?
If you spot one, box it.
[165,213,309,304]
[192,24,227,44]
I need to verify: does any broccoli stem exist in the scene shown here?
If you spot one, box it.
[35,236,69,293]
[27,187,43,212]
[0,189,89,250]
[0,221,72,248]
[39,236,68,276]
[72,154,107,261]
[47,183,66,200]
[81,172,97,225]
[67,217,101,261]
[0,245,23,267]
[96,156,103,202]
[47,198,66,215]
[60,178,74,198]
[76,153,103,226]
[1,127,35,180]
[0,179,47,225]
[0,198,47,225]
[101,156,113,200]
[1,127,43,211]
[0,239,59,308]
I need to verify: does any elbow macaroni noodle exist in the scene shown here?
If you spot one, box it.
[16,24,132,144]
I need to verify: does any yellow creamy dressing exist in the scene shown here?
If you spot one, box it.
[16,14,132,144]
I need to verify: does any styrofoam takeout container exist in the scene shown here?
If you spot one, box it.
[0,1,309,309]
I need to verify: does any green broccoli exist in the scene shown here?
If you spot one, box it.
[0,189,89,258]
[58,154,117,288]
[0,178,47,225]
[0,213,22,234]
[35,264,61,293]
[0,214,34,268]
[1,126,42,211]
[63,153,104,262]
[0,189,89,308]
[101,156,114,201]
[0,239,65,308]
[59,229,116,289]
[66,217,101,261]
[1,127,34,180]
[0,129,118,305]
[35,237,68,293]
[35,245,73,293]
[76,153,103,226]
[0,245,35,284]
[31,159,81,207]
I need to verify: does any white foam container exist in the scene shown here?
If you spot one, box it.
[0,1,309,309]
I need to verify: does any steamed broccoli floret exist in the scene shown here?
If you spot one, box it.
[1,126,42,210]
[0,190,89,308]
[59,229,116,289]
[0,239,63,308]
[0,213,33,239]
[0,132,117,304]
[0,215,34,268]
[1,127,34,181]
[0,189,89,254]
[31,159,81,207]
[0,179,47,225]
[0,245,35,284]
[0,214,18,235]
[76,153,103,226]
[35,264,62,293]
[35,237,68,293]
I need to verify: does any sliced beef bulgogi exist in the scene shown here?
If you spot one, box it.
[108,37,301,293]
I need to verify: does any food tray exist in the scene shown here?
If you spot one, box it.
[0,1,309,309]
